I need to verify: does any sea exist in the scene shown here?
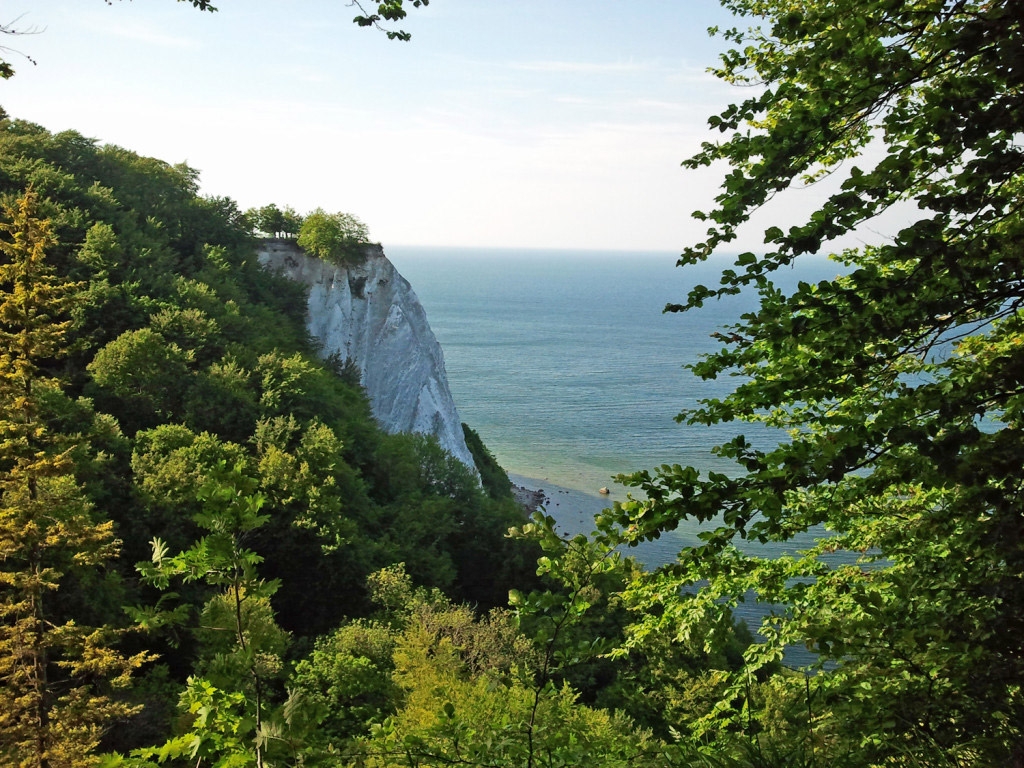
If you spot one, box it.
[387,246,846,659]
[388,246,844,544]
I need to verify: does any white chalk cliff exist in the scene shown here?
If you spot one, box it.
[257,239,477,471]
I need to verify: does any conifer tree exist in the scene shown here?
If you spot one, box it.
[0,190,149,768]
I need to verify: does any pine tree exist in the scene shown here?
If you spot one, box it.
[0,190,150,768]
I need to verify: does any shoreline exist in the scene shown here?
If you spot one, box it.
[506,472,692,569]
[511,483,547,514]
[508,472,816,667]
[508,473,620,539]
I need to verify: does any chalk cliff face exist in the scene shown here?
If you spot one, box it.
[257,240,477,471]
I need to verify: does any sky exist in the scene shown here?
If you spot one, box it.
[2,0,845,252]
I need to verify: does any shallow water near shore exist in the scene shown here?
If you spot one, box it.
[509,473,695,566]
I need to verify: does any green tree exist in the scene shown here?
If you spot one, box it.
[132,464,298,768]
[0,191,149,767]
[297,209,372,267]
[289,617,400,745]
[87,328,192,433]
[278,207,303,238]
[349,563,667,768]
[244,204,304,239]
[608,0,1024,764]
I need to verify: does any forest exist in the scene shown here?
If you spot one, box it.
[3,0,1024,766]
[0,117,545,766]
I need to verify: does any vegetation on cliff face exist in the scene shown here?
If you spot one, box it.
[462,423,513,501]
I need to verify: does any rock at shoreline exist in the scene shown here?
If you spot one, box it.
[513,485,546,514]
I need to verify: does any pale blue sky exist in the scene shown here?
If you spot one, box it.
[3,1,791,250]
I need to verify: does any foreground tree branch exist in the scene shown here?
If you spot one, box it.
[609,0,1024,763]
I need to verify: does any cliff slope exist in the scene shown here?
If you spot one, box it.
[257,239,476,470]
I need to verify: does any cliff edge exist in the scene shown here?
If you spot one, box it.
[257,239,477,471]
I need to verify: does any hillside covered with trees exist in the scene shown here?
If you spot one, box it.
[0,117,559,765]
[0,112,759,768]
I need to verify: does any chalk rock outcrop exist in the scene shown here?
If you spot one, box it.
[257,239,476,471]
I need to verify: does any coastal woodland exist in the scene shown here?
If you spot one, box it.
[1,0,1023,766]
[0,113,749,768]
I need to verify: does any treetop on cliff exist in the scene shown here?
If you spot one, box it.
[297,208,373,267]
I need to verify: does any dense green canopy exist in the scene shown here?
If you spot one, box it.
[0,118,539,765]
[297,209,373,267]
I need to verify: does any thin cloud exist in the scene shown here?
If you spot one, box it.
[632,98,699,112]
[92,20,196,49]
[510,59,650,74]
